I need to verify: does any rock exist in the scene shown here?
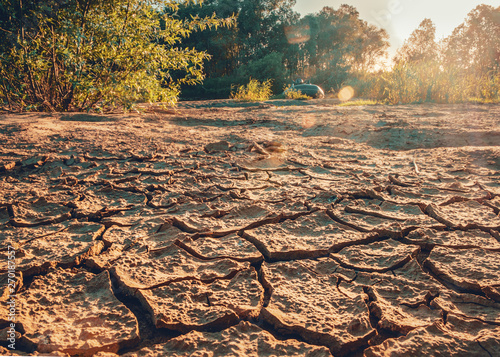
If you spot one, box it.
[122,321,332,356]
[261,259,375,356]
[330,239,420,272]
[205,140,230,153]
[136,268,263,332]
[18,269,139,356]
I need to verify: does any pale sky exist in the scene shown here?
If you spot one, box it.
[294,0,500,57]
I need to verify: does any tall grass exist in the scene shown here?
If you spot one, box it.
[283,85,312,100]
[230,79,273,101]
[348,65,500,105]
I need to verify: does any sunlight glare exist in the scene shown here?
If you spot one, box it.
[338,86,355,102]
[301,115,316,128]
[284,25,311,44]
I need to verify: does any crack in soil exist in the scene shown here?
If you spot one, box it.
[1,102,499,356]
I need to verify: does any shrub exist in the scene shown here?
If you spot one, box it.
[230,79,273,101]
[283,86,312,100]
[0,0,234,111]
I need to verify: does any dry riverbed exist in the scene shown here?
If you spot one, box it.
[0,99,499,356]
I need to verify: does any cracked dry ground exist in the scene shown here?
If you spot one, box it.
[0,101,500,356]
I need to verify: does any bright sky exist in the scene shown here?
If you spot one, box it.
[294,0,500,57]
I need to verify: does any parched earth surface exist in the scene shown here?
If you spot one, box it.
[0,99,499,356]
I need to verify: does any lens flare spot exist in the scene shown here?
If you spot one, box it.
[284,25,311,44]
[302,115,316,128]
[338,86,355,102]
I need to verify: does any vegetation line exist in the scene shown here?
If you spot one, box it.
[0,2,498,111]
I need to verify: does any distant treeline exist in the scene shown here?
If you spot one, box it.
[174,1,390,99]
[0,1,498,111]
[177,1,500,104]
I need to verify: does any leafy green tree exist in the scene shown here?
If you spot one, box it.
[298,5,389,91]
[175,0,298,98]
[380,6,500,104]
[0,0,233,111]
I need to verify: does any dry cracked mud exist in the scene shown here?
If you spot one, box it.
[0,100,499,356]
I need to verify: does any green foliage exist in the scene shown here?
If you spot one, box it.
[282,85,311,100]
[230,79,273,101]
[302,6,389,77]
[285,90,312,100]
[0,0,234,111]
[176,1,389,99]
[235,53,288,94]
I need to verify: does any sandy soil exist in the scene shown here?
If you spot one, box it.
[0,99,499,356]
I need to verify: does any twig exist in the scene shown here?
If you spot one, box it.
[413,157,420,175]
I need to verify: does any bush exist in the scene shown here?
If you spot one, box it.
[230,79,273,101]
[283,86,311,100]
[0,0,233,111]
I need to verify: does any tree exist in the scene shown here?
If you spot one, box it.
[394,18,438,64]
[298,5,389,91]
[175,0,298,97]
[443,5,500,74]
[0,0,234,111]
[171,1,389,98]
